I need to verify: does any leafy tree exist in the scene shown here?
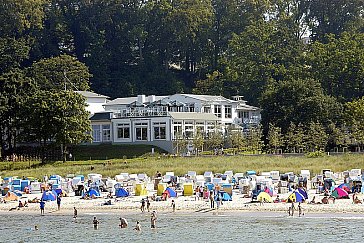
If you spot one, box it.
[327,123,350,152]
[285,122,305,153]
[260,78,342,131]
[344,97,364,151]
[192,127,204,155]
[206,129,224,151]
[0,69,34,157]
[307,32,364,101]
[306,121,328,152]
[267,123,283,153]
[228,129,246,154]
[247,125,264,154]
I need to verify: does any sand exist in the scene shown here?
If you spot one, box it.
[1,190,364,215]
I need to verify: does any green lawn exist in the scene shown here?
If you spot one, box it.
[1,153,364,180]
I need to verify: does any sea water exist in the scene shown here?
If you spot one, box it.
[0,211,363,243]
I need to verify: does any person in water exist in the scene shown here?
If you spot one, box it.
[119,217,128,228]
[134,221,141,231]
[73,207,78,219]
[93,216,99,229]
[39,200,45,215]
[151,211,157,229]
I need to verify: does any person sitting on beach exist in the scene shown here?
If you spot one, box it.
[321,196,329,204]
[309,196,316,204]
[134,221,141,231]
[18,200,24,208]
[354,196,362,204]
[274,195,280,203]
[107,192,113,199]
[103,200,112,206]
[119,217,128,228]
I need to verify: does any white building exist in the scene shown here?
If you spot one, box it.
[75,91,109,115]
[88,93,261,153]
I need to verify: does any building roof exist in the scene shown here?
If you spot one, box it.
[177,94,236,103]
[90,112,112,121]
[169,112,219,121]
[104,95,167,106]
[75,91,109,99]
[236,103,261,111]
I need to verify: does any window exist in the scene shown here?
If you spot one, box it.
[136,127,148,140]
[203,106,211,113]
[117,123,130,139]
[92,125,100,142]
[243,111,249,119]
[184,122,194,138]
[225,105,232,118]
[102,124,111,142]
[173,122,182,139]
[153,122,166,140]
[135,122,148,141]
[214,105,221,118]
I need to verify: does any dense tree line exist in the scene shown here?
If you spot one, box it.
[1,0,364,157]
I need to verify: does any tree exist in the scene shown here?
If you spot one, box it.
[192,127,204,155]
[27,54,92,161]
[228,129,246,154]
[307,32,364,101]
[206,130,224,151]
[267,123,283,153]
[327,123,350,152]
[247,125,264,154]
[344,97,364,151]
[306,121,328,152]
[285,122,305,153]
[260,78,342,131]
[0,69,34,157]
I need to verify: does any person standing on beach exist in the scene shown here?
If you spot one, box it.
[151,211,157,229]
[290,202,295,216]
[57,195,61,210]
[141,198,146,212]
[209,191,215,209]
[298,202,303,217]
[39,200,45,215]
[195,186,200,201]
[146,197,151,212]
[73,207,78,219]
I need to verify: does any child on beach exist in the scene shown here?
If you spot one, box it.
[171,200,176,212]
[39,200,45,215]
[134,221,141,231]
[57,195,61,210]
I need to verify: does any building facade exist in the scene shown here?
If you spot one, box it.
[88,93,261,153]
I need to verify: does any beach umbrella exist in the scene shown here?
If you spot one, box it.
[257,192,273,203]
[264,187,273,197]
[287,191,305,203]
[338,183,351,193]
[331,187,349,199]
[298,188,308,199]
[41,190,57,201]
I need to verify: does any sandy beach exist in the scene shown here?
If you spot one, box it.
[2,190,364,215]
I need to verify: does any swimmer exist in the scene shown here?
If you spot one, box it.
[34,225,39,230]
[151,211,157,229]
[134,221,141,231]
[93,216,99,229]
[119,217,128,228]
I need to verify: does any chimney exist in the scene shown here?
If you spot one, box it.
[137,94,146,104]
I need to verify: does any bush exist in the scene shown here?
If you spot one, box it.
[306,151,326,158]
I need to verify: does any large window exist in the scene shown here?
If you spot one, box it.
[117,123,130,139]
[135,122,148,141]
[173,122,182,139]
[225,105,232,118]
[92,125,100,142]
[102,124,111,142]
[184,121,194,138]
[214,105,221,118]
[203,106,211,113]
[153,122,166,140]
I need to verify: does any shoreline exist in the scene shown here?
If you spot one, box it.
[2,192,364,215]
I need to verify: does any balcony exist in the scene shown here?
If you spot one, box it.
[114,107,168,118]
